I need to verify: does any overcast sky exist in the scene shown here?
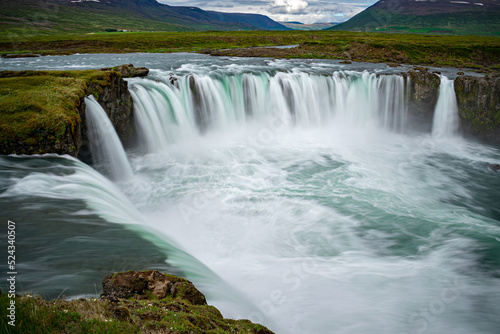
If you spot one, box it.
[158,0,376,24]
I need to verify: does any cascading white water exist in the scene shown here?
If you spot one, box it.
[85,96,134,181]
[432,76,460,139]
[128,71,409,151]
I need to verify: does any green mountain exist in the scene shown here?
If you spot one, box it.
[327,0,500,35]
[0,0,289,36]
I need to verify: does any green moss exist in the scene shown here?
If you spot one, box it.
[0,69,112,155]
[0,291,272,334]
[0,294,137,334]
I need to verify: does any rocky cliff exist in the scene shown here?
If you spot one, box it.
[0,64,148,157]
[403,69,500,144]
[455,75,500,143]
[405,67,441,132]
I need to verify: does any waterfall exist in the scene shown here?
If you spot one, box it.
[432,76,459,139]
[85,96,134,181]
[128,72,409,152]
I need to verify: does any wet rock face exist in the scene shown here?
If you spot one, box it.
[406,68,441,131]
[102,270,207,305]
[454,75,500,144]
[96,71,134,142]
[79,70,134,162]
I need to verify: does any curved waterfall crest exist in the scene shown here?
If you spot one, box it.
[128,71,411,152]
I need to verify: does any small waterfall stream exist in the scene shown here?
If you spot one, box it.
[432,76,460,139]
[85,96,134,181]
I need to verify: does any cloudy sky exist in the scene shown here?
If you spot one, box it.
[157,0,376,24]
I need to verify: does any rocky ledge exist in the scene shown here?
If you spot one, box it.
[0,270,274,334]
[0,64,143,157]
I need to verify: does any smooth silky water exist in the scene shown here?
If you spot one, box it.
[1,54,499,334]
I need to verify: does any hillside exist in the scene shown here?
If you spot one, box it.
[279,21,340,30]
[0,0,289,36]
[327,0,500,35]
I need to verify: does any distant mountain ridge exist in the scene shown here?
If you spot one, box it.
[279,21,340,30]
[0,0,289,35]
[327,0,500,35]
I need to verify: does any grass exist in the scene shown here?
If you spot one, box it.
[1,31,499,69]
[0,0,249,38]
[0,292,272,333]
[0,70,113,155]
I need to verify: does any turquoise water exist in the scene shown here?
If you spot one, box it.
[0,53,499,333]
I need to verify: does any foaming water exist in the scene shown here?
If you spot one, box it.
[0,155,267,322]
[123,124,500,334]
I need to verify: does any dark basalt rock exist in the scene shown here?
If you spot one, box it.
[102,270,207,305]
[405,68,441,131]
[454,75,500,144]
[488,163,500,171]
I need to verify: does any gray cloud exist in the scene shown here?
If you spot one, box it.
[157,0,376,23]
[267,0,310,14]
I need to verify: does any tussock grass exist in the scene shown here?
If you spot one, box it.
[0,292,272,333]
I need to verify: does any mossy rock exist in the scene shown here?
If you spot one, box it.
[102,270,207,305]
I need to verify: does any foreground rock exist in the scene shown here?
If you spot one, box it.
[0,270,274,334]
[102,270,206,305]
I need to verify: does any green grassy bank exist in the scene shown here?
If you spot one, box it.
[2,31,500,69]
[0,70,115,155]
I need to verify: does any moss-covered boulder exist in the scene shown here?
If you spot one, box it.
[454,74,500,143]
[102,270,206,305]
